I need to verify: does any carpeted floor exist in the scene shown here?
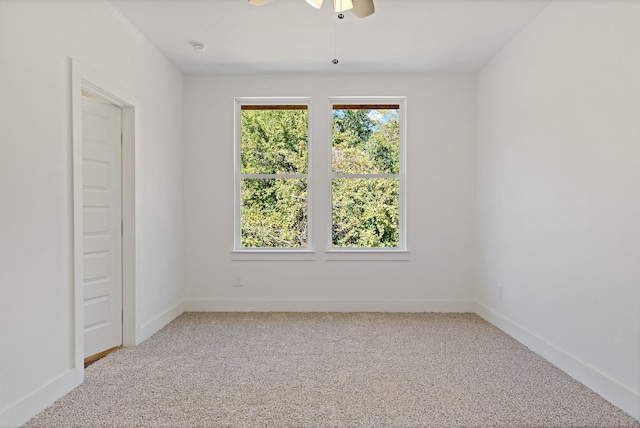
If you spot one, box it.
[25,312,639,428]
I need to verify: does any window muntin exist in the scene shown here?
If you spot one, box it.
[330,100,405,249]
[235,100,311,249]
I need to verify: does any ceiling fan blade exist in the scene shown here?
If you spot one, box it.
[334,0,353,12]
[248,0,274,5]
[305,0,323,8]
[351,0,374,18]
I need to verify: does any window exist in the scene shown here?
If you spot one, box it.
[234,99,311,253]
[330,98,406,251]
[233,96,407,261]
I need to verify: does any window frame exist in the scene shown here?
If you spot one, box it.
[232,97,315,260]
[326,97,409,260]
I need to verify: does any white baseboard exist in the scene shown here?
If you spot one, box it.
[184,298,475,313]
[137,300,185,344]
[0,369,76,428]
[475,302,640,421]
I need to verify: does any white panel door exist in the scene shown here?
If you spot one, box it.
[82,98,122,358]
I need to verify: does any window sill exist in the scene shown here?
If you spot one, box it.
[230,250,316,261]
[230,249,410,261]
[324,249,411,261]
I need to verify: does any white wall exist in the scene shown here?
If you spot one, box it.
[0,1,184,426]
[475,0,640,419]
[183,74,476,311]
[5,0,637,425]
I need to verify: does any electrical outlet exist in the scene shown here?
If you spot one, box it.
[235,276,243,287]
[497,285,503,300]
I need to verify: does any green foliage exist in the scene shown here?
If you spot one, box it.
[332,178,399,247]
[240,109,308,248]
[331,108,400,248]
[332,109,399,174]
[241,109,308,174]
[241,179,307,248]
[239,106,401,248]
[333,109,375,146]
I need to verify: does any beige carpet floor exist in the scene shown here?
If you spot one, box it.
[25,312,639,428]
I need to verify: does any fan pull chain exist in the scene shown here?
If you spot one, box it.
[333,25,338,64]
[332,9,344,65]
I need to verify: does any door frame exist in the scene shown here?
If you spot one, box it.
[71,59,138,384]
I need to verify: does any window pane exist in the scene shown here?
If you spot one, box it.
[332,178,399,248]
[241,179,307,248]
[332,108,399,174]
[241,109,308,174]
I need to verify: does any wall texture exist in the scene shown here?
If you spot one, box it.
[183,74,476,311]
[0,1,184,426]
[475,0,640,419]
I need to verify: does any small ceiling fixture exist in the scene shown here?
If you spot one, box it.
[190,41,207,52]
[249,0,375,18]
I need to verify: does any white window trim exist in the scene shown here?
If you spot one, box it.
[328,96,408,256]
[233,97,314,258]
[324,249,411,261]
[230,249,316,261]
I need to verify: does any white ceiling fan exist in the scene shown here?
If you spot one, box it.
[248,0,375,19]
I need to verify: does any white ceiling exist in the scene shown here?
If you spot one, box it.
[109,0,552,74]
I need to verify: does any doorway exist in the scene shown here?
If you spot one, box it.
[72,59,138,382]
[81,96,123,362]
